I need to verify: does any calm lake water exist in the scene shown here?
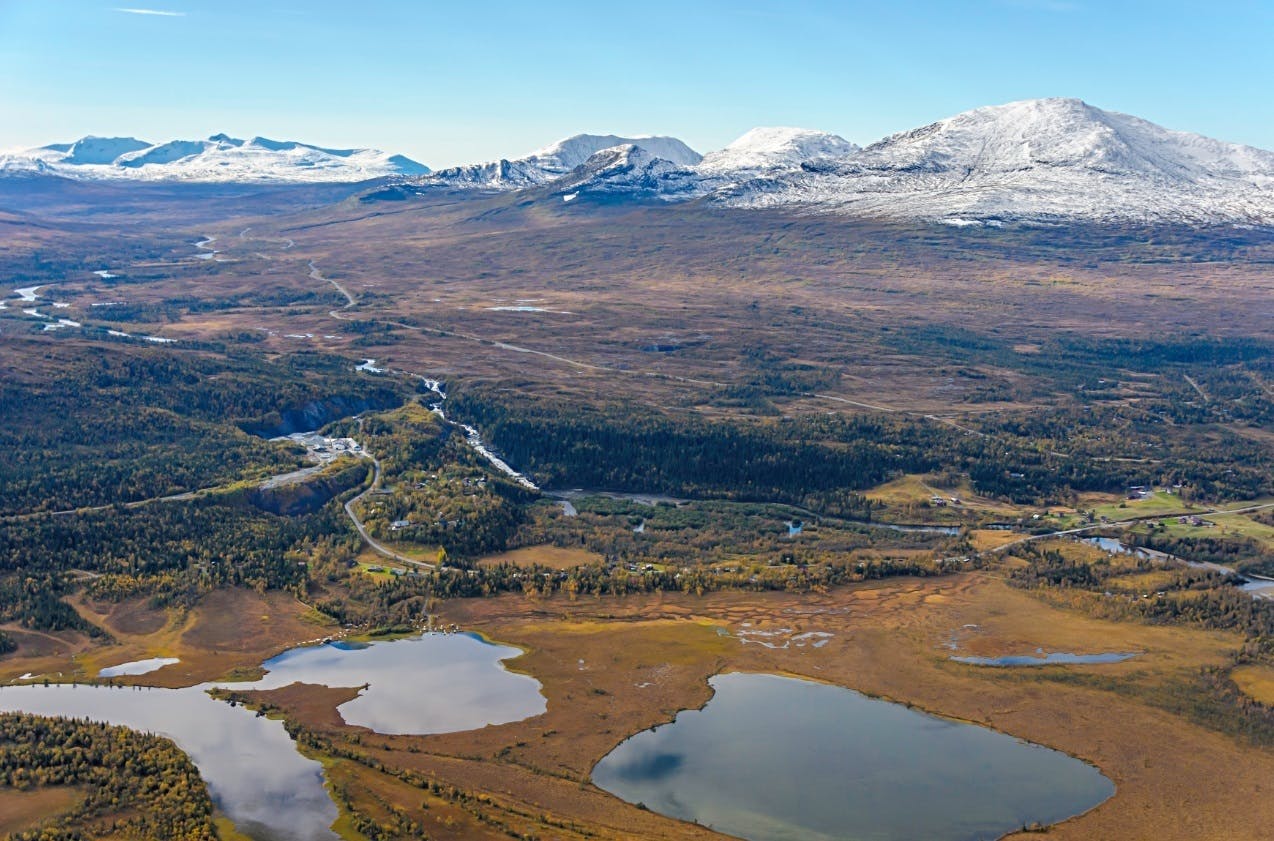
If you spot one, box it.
[0,682,338,841]
[952,652,1138,667]
[0,632,545,841]
[247,631,546,735]
[592,673,1113,841]
[1082,537,1156,558]
[98,656,181,677]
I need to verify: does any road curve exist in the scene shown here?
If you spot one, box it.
[342,427,435,571]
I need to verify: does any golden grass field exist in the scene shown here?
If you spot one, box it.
[1232,664,1274,706]
[0,589,338,689]
[477,545,603,569]
[4,556,1274,840]
[0,786,87,836]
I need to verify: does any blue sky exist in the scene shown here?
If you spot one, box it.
[1,1,1271,167]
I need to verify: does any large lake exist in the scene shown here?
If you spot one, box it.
[592,672,1113,841]
[0,631,545,841]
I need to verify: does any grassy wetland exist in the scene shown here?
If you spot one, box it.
[0,183,1272,839]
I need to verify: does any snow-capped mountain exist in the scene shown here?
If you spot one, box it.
[58,136,152,165]
[12,100,1274,225]
[421,134,701,190]
[542,145,701,200]
[413,128,859,199]
[0,134,429,182]
[714,99,1274,224]
[697,127,858,174]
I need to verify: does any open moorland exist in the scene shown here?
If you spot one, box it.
[1,180,1271,840]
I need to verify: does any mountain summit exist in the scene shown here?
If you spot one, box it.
[854,98,1274,180]
[718,99,1274,224]
[698,127,859,173]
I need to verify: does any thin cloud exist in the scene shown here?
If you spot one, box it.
[113,7,186,16]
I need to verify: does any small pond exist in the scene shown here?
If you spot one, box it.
[952,652,1138,667]
[1082,537,1157,558]
[99,656,181,677]
[592,672,1113,841]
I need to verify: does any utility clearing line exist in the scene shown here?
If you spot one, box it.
[1183,374,1209,401]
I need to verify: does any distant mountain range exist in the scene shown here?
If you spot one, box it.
[422,134,702,190]
[0,134,429,183]
[7,99,1274,225]
[404,99,1274,226]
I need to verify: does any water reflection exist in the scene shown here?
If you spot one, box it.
[98,656,181,677]
[0,683,338,841]
[0,632,546,841]
[952,652,1138,667]
[593,672,1114,841]
[248,632,546,735]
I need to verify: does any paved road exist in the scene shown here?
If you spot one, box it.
[342,423,435,571]
[309,260,357,312]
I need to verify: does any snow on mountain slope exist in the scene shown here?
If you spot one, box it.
[715,99,1274,224]
[117,139,214,168]
[541,145,701,200]
[533,134,702,169]
[697,127,858,173]
[442,128,853,201]
[420,134,700,190]
[852,98,1274,181]
[0,135,428,182]
[60,136,152,165]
